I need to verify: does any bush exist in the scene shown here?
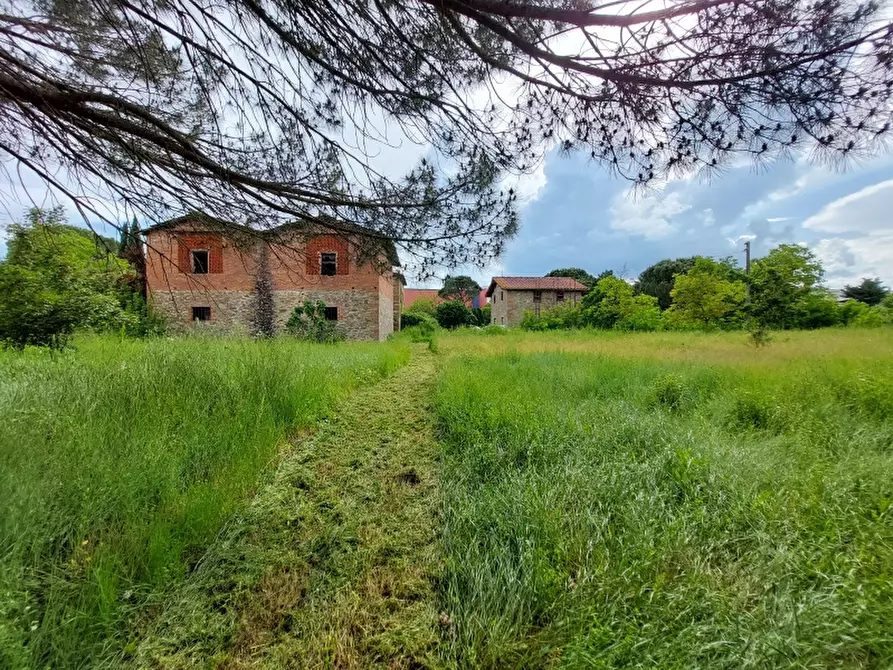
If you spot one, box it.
[401,311,438,329]
[436,300,474,329]
[285,301,344,343]
[0,264,80,349]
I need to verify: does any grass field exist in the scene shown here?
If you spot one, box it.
[3,328,892,668]
[0,335,408,669]
[434,329,893,667]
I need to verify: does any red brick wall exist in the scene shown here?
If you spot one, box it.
[177,234,223,274]
[304,235,349,275]
[146,222,392,307]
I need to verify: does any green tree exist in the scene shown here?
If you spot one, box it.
[0,265,80,349]
[439,275,481,304]
[750,244,824,329]
[799,290,841,329]
[0,208,143,347]
[435,301,474,329]
[636,258,698,310]
[545,268,598,289]
[666,258,746,329]
[842,277,888,306]
[581,277,662,331]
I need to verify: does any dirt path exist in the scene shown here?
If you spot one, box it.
[135,345,443,669]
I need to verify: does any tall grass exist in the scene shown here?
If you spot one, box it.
[0,335,408,668]
[435,333,893,667]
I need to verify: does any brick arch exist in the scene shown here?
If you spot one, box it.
[305,235,349,275]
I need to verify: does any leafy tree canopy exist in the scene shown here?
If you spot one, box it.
[636,257,698,310]
[435,300,474,329]
[439,275,481,303]
[0,208,146,348]
[750,244,824,329]
[582,276,661,331]
[2,0,891,274]
[545,268,597,288]
[842,277,888,306]
[666,257,745,329]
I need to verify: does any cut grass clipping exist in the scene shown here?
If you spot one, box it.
[435,345,893,668]
[0,335,408,669]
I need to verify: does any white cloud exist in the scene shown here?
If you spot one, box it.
[814,235,893,287]
[766,216,793,223]
[700,208,715,227]
[609,190,690,240]
[803,179,893,234]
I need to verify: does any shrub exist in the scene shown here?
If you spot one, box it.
[285,301,344,343]
[405,297,437,317]
[401,311,437,329]
[851,306,889,328]
[653,373,686,411]
[0,264,79,349]
[435,300,474,329]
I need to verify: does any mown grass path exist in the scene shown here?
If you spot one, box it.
[134,345,442,669]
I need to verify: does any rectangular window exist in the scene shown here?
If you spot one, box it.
[501,290,504,301]
[556,291,565,302]
[190,249,209,274]
[324,306,338,321]
[192,306,211,322]
[320,252,337,276]
[533,290,542,303]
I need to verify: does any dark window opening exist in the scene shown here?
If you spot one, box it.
[320,252,337,276]
[556,291,565,302]
[190,249,209,274]
[533,290,542,303]
[324,306,338,321]
[500,290,504,301]
[192,306,211,322]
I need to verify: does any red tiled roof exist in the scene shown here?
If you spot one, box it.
[405,287,487,308]
[403,288,440,309]
[486,276,588,296]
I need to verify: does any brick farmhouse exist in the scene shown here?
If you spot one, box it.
[145,215,401,340]
[487,277,587,326]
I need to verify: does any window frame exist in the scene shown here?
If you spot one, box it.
[320,251,338,276]
[556,290,565,303]
[191,306,211,322]
[533,290,542,303]
[190,249,210,274]
[324,306,338,321]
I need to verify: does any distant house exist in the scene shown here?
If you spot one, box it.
[403,287,489,310]
[403,288,440,310]
[144,214,401,340]
[487,277,588,326]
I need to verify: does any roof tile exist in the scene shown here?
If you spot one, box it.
[486,276,588,296]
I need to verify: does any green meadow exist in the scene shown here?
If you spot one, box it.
[434,329,893,667]
[0,335,408,668]
[2,329,893,668]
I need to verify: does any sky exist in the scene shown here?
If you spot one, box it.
[453,151,893,292]
[3,149,893,292]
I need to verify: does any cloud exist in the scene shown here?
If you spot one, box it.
[802,179,893,234]
[609,190,690,240]
[765,216,793,223]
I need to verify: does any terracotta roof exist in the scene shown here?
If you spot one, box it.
[403,288,440,309]
[486,276,588,296]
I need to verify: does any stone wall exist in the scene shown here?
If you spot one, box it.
[273,290,383,341]
[490,288,584,326]
[150,289,256,333]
